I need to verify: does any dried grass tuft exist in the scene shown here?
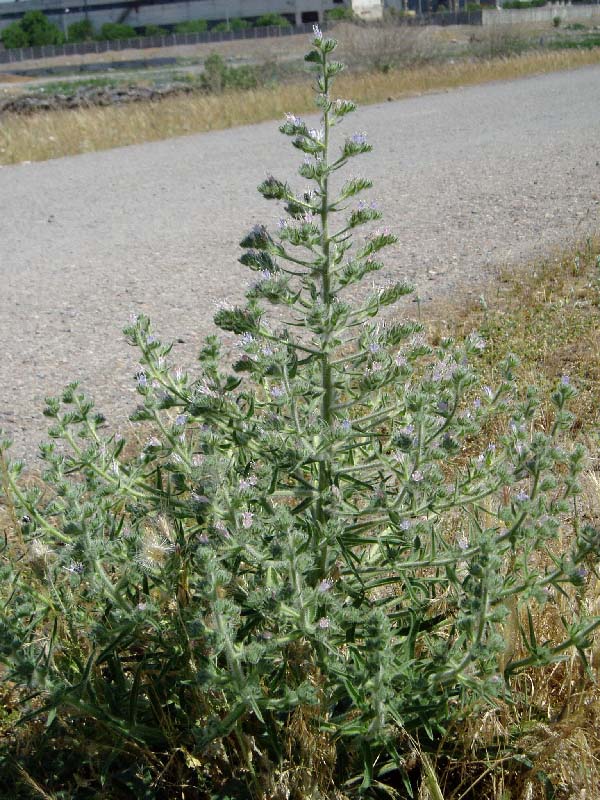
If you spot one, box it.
[3,47,600,165]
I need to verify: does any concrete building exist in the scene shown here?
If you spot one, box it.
[0,0,361,33]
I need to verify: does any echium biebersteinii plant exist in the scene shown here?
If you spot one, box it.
[1,28,599,799]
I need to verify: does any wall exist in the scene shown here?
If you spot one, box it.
[483,3,600,26]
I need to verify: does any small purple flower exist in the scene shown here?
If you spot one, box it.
[145,437,161,449]
[468,332,486,352]
[313,23,323,40]
[351,132,367,146]
[411,470,424,483]
[341,419,352,431]
[284,112,302,126]
[473,398,482,410]
[576,566,588,578]
[457,536,469,551]
[395,354,407,368]
[561,375,570,386]
[214,520,232,539]
[270,385,284,399]
[65,561,84,574]
[369,342,380,354]
[318,578,334,593]
[175,414,187,427]
[241,511,254,529]
[317,617,330,630]
[146,335,156,345]
[515,490,529,502]
[136,370,147,388]
[483,386,494,400]
[197,533,210,545]
[136,602,149,612]
[400,520,412,531]
[191,493,210,505]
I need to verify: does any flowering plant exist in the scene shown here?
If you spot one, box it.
[1,27,598,798]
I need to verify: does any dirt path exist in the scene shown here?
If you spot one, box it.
[1,64,599,464]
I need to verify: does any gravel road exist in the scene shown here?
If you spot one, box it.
[1,64,600,466]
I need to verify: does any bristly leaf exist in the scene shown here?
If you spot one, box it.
[214,304,262,335]
[339,177,373,200]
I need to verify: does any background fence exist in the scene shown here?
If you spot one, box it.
[0,14,483,65]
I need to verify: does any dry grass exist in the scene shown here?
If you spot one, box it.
[420,239,600,799]
[2,46,600,165]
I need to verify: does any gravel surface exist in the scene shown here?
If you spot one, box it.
[1,64,600,466]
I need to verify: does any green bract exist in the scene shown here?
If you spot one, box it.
[1,29,599,800]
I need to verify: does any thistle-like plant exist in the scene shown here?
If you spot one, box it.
[1,28,599,799]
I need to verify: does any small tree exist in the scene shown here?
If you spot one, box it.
[20,10,64,46]
[0,21,29,49]
[67,19,95,43]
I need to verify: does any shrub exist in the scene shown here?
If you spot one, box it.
[0,21,29,49]
[254,12,292,27]
[201,52,258,92]
[97,22,136,41]
[503,0,546,7]
[211,17,251,32]
[67,19,95,43]
[325,6,356,21]
[143,24,168,36]
[553,15,561,26]
[21,10,64,46]
[1,10,64,48]
[174,18,208,34]
[1,26,598,799]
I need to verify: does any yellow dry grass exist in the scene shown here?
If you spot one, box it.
[2,47,600,165]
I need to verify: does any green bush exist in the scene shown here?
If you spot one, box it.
[97,22,136,41]
[1,27,598,800]
[254,13,292,27]
[67,19,95,43]
[325,6,356,21]
[21,10,64,46]
[174,18,208,34]
[211,17,251,32]
[1,10,64,48]
[201,52,258,92]
[503,0,546,7]
[143,24,168,36]
[0,21,29,49]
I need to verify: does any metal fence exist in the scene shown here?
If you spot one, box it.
[0,14,483,66]
[0,21,323,65]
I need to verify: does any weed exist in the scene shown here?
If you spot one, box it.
[0,29,599,800]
